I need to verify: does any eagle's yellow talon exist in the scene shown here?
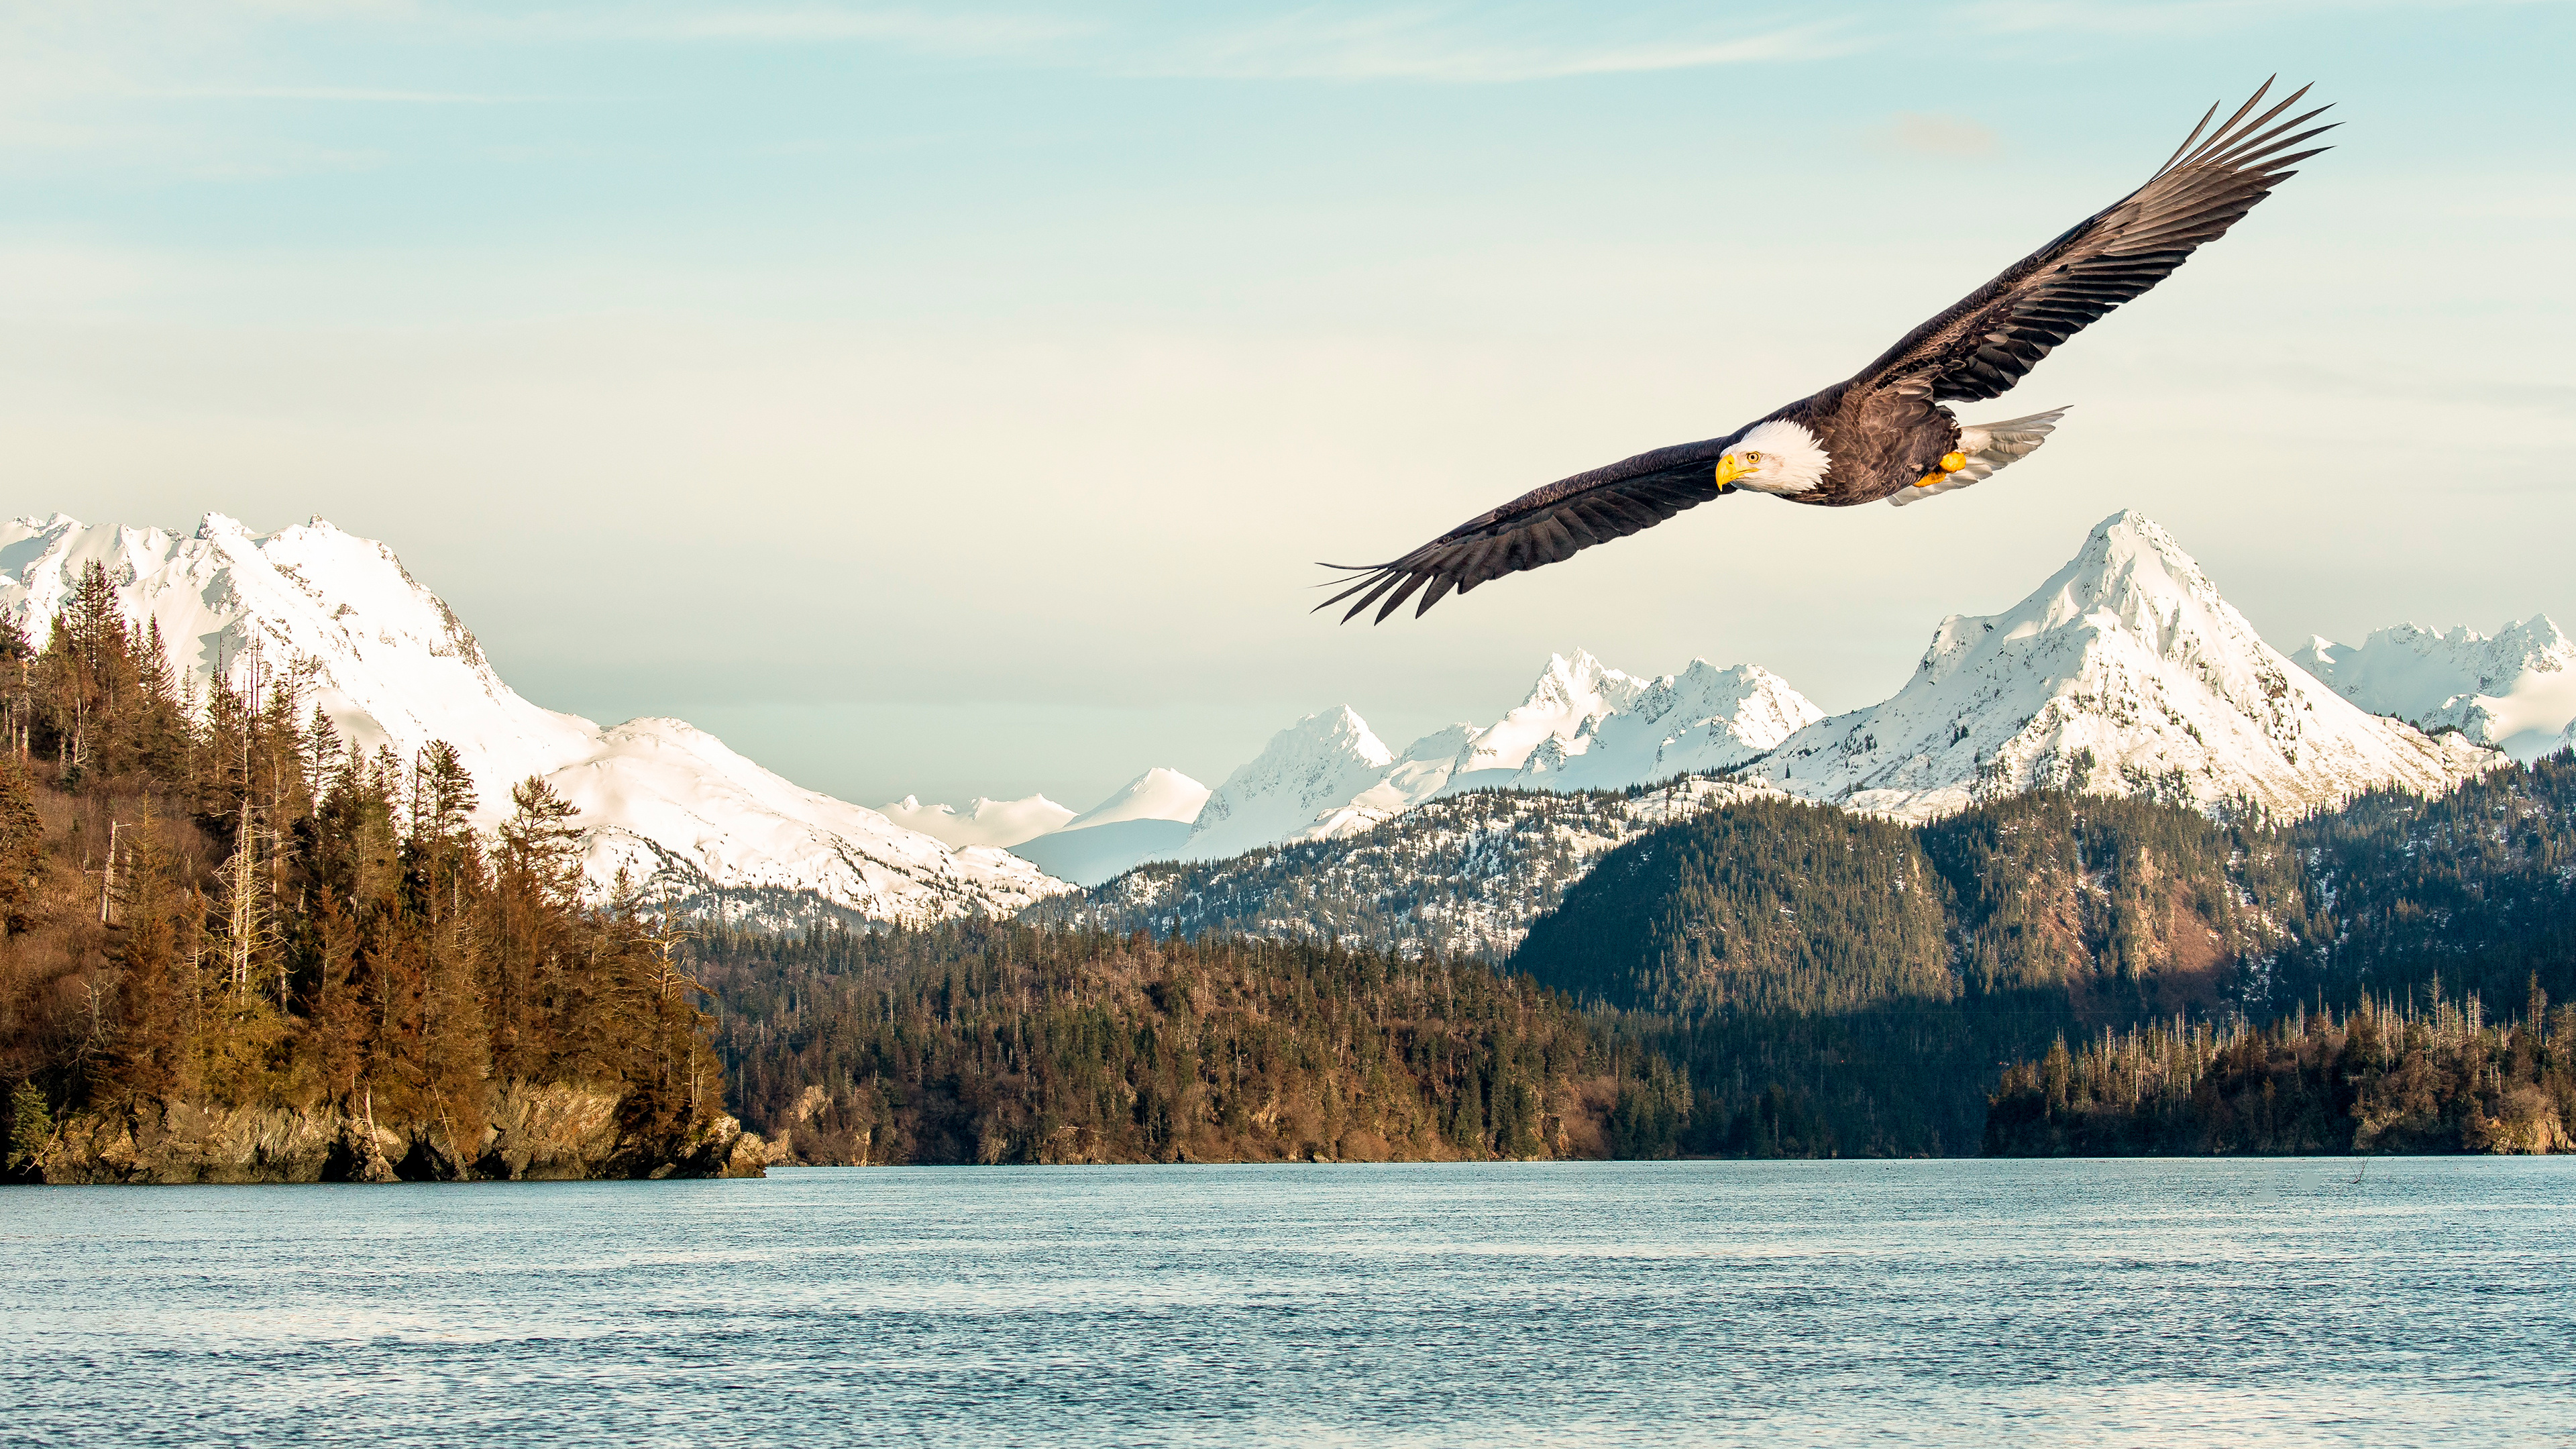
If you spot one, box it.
[1915,473,1941,488]
[1940,451,1968,472]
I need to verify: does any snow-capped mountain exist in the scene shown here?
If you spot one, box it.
[877,793,1073,849]
[1743,511,2501,821]
[553,719,1064,924]
[2292,618,2576,761]
[1060,766,1212,832]
[1168,653,1822,865]
[1178,708,1440,863]
[0,514,1067,924]
[1442,650,1650,780]
[1006,767,1211,887]
[1454,660,1821,794]
[1,513,602,795]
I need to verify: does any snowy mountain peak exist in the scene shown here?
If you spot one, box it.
[1165,653,1824,869]
[1748,510,2499,820]
[1451,649,1649,775]
[1442,659,1824,796]
[1179,707,1414,861]
[1063,767,1212,832]
[2292,615,2576,759]
[1297,706,1395,768]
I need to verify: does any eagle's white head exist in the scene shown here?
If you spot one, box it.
[1713,420,1829,496]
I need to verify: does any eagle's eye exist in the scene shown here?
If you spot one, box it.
[1744,451,1764,464]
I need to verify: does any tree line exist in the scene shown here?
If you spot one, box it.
[1,561,723,1179]
[690,918,1692,1164]
[1986,980,2575,1154]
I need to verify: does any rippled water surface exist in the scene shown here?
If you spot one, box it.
[6,1159,2573,1446]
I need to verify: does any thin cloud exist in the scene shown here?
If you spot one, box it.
[1136,10,1851,83]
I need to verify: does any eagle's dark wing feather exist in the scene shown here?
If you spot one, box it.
[1858,78,2334,403]
[1316,433,1744,623]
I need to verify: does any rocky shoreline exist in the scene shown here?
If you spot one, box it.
[22,1083,770,1185]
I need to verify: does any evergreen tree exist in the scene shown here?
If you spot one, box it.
[0,755,42,936]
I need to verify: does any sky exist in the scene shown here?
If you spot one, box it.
[5,0,2571,812]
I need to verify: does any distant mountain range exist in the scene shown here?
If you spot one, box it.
[987,510,2516,876]
[7,508,2561,922]
[2294,616,2576,761]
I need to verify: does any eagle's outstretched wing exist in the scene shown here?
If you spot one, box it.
[1856,78,2334,403]
[1316,433,1743,624]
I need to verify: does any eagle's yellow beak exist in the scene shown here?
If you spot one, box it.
[1713,453,1751,488]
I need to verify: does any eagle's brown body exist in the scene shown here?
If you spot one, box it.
[1321,79,2333,623]
[1764,382,1962,507]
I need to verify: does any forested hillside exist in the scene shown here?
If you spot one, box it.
[1507,763,2575,1157]
[1983,755,2576,1153]
[2284,756,2576,1012]
[691,920,1691,1164]
[0,562,750,1183]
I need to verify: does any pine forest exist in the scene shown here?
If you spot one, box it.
[0,563,748,1183]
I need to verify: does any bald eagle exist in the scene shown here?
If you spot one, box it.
[1320,80,2333,624]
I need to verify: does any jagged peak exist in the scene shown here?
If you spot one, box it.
[2055,509,2220,611]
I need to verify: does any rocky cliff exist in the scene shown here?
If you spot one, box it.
[25,1083,769,1185]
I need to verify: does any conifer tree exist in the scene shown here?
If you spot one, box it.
[0,755,42,936]
[107,814,204,1103]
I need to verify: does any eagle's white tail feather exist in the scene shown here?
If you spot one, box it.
[1889,407,2068,507]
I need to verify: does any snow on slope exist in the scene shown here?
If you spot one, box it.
[877,793,1074,849]
[2293,618,2576,761]
[559,720,1062,921]
[1743,511,2501,821]
[0,514,1066,924]
[893,767,1208,864]
[1009,819,1192,889]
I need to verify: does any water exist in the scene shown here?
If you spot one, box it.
[5,1159,2572,1447]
